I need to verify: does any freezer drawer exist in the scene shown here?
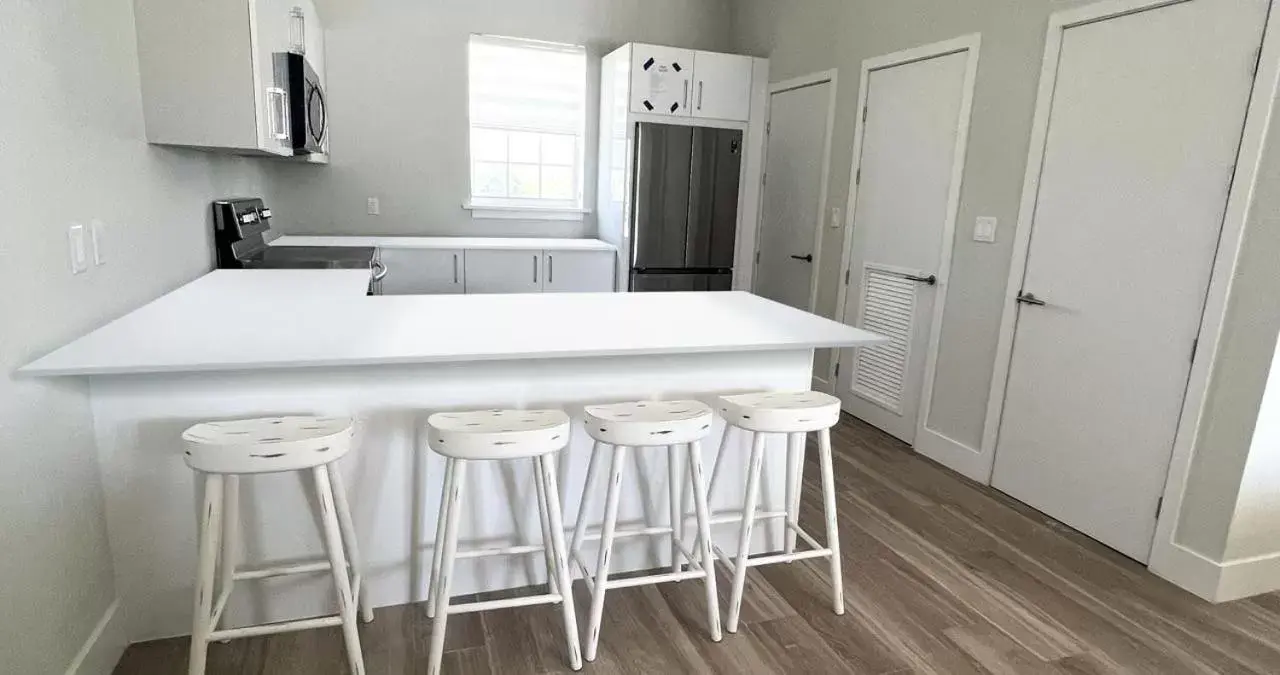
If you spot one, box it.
[631,271,732,292]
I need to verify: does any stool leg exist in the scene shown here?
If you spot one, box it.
[570,440,603,563]
[705,423,733,508]
[188,474,224,675]
[538,454,584,671]
[585,444,628,662]
[428,459,467,675]
[817,428,845,615]
[426,458,456,619]
[315,466,366,675]
[329,465,375,624]
[533,454,559,595]
[667,444,682,575]
[726,431,767,634]
[217,475,239,634]
[687,441,723,642]
[784,432,805,557]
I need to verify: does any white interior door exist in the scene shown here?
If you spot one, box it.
[991,0,1267,562]
[838,49,970,444]
[753,80,832,311]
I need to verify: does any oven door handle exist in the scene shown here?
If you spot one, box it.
[371,261,388,282]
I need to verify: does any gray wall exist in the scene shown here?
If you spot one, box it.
[264,0,734,238]
[0,1,262,671]
[731,0,1094,446]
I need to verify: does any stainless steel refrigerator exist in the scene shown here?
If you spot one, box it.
[629,122,743,292]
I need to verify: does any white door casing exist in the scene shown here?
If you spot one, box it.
[836,37,980,446]
[987,0,1268,562]
[753,73,838,313]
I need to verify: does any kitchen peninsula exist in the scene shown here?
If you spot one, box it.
[20,269,885,642]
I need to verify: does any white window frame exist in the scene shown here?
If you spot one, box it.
[464,34,590,221]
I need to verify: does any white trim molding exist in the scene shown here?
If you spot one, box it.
[64,599,127,675]
[755,68,840,317]
[832,33,982,459]
[976,0,1280,587]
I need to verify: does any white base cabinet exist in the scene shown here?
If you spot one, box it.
[465,249,616,294]
[378,247,616,295]
[378,249,464,295]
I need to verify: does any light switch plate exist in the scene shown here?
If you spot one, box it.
[974,216,998,243]
[367,197,380,216]
[90,219,106,265]
[68,223,89,274]
[830,206,843,229]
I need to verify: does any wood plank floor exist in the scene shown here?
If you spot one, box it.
[114,415,1280,674]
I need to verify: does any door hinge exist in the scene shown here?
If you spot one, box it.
[1156,496,1164,518]
[1190,337,1199,363]
[834,362,841,378]
[844,269,851,285]
[1251,48,1262,77]
[862,105,868,123]
[762,172,767,187]
[766,121,771,135]
[855,168,861,186]
[755,250,761,265]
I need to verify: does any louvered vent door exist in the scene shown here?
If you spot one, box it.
[853,264,918,413]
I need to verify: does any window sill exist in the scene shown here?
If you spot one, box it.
[463,202,590,222]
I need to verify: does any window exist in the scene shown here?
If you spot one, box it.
[467,35,587,215]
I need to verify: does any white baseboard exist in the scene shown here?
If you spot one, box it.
[65,599,127,675]
[913,425,990,484]
[1149,540,1280,602]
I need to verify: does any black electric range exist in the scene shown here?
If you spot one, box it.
[212,197,385,290]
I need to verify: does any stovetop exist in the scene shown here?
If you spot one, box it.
[240,245,377,270]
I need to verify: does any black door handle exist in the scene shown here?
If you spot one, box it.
[904,273,937,286]
[1016,292,1046,306]
[790,254,814,263]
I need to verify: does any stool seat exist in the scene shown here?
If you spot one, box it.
[427,409,570,459]
[183,416,353,473]
[584,400,713,446]
[717,391,841,433]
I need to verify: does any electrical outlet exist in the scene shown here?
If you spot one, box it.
[974,216,998,243]
[367,197,380,216]
[90,219,106,265]
[68,224,89,274]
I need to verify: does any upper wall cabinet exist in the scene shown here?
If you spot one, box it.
[627,44,753,122]
[134,0,325,158]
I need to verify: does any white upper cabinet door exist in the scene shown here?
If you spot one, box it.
[692,51,753,121]
[378,249,464,295]
[542,250,616,293]
[464,249,545,294]
[630,44,696,117]
[249,0,295,155]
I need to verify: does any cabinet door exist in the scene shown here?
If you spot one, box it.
[464,249,545,294]
[692,51,754,122]
[630,44,696,117]
[248,0,294,155]
[378,248,464,295]
[542,250,616,293]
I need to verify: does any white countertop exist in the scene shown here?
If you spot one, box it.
[271,235,617,252]
[19,270,886,377]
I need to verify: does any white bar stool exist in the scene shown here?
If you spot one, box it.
[425,409,582,675]
[182,416,372,675]
[710,391,845,633]
[572,400,722,662]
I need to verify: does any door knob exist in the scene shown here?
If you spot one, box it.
[790,254,814,263]
[1016,292,1046,306]
[904,273,937,286]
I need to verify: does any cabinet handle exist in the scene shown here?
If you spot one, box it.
[533,254,539,283]
[548,255,554,284]
[267,87,289,141]
[452,253,459,284]
[683,80,689,110]
[697,81,704,110]
[289,6,306,55]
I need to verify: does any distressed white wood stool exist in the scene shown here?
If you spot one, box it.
[425,409,582,675]
[572,400,722,662]
[710,391,845,633]
[182,416,372,675]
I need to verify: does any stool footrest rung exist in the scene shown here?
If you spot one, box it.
[604,568,707,589]
[447,592,563,615]
[575,524,674,542]
[207,614,343,642]
[455,543,546,560]
[233,560,335,581]
[704,509,788,526]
